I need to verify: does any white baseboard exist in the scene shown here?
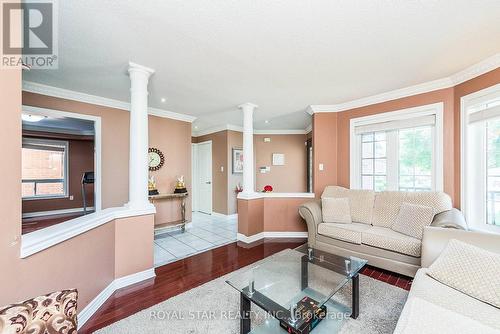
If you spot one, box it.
[211,212,238,219]
[78,268,155,329]
[237,231,308,243]
[22,207,95,219]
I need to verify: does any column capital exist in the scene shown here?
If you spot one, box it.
[128,61,155,78]
[238,102,259,111]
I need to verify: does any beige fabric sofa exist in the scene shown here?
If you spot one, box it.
[298,186,467,277]
[394,227,500,333]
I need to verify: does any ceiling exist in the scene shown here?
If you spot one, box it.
[23,0,500,133]
[22,114,95,135]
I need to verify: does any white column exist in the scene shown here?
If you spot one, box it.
[126,62,155,210]
[238,102,258,197]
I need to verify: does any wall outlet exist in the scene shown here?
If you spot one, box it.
[319,163,324,171]
[264,137,271,142]
[69,195,74,200]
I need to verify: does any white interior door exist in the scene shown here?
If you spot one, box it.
[196,141,212,214]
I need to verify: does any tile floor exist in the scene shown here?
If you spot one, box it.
[153,212,238,267]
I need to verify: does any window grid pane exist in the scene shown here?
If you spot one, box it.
[361,131,387,191]
[398,126,432,192]
[22,140,67,198]
[486,119,500,226]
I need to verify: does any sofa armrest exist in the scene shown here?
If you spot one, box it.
[431,208,467,230]
[421,226,500,268]
[298,199,322,247]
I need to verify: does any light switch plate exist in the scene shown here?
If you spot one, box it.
[319,163,324,171]
[221,166,224,172]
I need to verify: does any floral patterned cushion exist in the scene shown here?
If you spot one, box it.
[0,289,78,334]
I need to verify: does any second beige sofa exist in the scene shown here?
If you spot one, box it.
[298,186,467,277]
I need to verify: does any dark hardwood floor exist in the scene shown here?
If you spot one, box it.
[22,212,86,234]
[80,239,412,333]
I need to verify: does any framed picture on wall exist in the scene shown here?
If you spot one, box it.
[232,148,243,174]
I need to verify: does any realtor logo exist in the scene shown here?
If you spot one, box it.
[1,0,58,69]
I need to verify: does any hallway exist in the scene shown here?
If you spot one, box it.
[153,212,237,267]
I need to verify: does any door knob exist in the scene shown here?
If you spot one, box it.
[206,181,212,184]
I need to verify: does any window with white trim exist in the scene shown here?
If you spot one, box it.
[462,85,500,229]
[351,103,443,192]
[22,138,69,199]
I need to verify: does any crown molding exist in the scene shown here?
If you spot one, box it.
[22,81,197,123]
[308,53,500,114]
[254,129,308,135]
[22,124,95,136]
[192,124,310,137]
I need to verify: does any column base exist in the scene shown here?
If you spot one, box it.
[124,201,156,213]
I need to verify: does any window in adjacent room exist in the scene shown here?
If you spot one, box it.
[22,138,68,199]
[462,84,500,230]
[350,103,443,192]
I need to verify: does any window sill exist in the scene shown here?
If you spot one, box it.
[237,192,315,200]
[22,194,69,201]
[20,205,156,258]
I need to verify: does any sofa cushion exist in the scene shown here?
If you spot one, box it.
[372,191,408,227]
[405,191,452,214]
[406,269,500,330]
[321,186,375,224]
[317,222,371,244]
[427,239,500,309]
[321,197,352,224]
[0,289,78,334]
[391,203,434,239]
[394,297,499,334]
[362,226,421,257]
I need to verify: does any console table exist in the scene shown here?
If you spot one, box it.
[149,192,188,232]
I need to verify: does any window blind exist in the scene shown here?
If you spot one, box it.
[354,115,435,135]
[468,104,500,124]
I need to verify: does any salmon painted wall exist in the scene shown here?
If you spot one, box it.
[1,67,154,309]
[149,115,192,223]
[227,130,243,215]
[312,68,500,207]
[22,132,95,213]
[23,92,192,220]
[254,134,307,193]
[23,92,131,209]
[237,197,309,236]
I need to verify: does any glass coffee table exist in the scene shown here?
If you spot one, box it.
[226,245,367,334]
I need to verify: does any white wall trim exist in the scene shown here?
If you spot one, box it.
[22,207,95,219]
[308,53,500,114]
[237,192,315,200]
[211,212,238,219]
[21,206,156,258]
[460,83,500,231]
[192,124,312,137]
[22,81,197,123]
[237,231,308,243]
[254,129,308,135]
[78,268,155,328]
[349,102,444,191]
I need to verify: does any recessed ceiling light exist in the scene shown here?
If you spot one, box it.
[264,120,269,124]
[22,114,46,122]
[161,98,166,103]
[194,126,198,129]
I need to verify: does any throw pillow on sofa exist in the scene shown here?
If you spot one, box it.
[391,202,434,239]
[322,197,352,224]
[427,239,500,309]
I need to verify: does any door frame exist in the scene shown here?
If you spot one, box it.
[191,140,212,214]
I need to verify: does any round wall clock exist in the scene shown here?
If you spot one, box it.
[148,148,165,171]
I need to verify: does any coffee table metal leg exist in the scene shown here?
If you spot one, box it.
[351,274,359,319]
[240,292,251,334]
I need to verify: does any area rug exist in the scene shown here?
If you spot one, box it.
[96,250,408,334]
